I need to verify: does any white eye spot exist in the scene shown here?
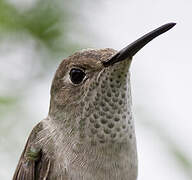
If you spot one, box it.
[62,73,70,83]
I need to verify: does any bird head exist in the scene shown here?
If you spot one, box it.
[49,23,176,144]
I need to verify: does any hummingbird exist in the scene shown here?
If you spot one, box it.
[13,23,176,180]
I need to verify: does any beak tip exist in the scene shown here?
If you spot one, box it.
[166,22,177,29]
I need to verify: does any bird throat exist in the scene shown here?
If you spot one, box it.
[79,63,135,146]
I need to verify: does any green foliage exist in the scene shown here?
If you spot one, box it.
[0,96,17,105]
[0,0,78,55]
[0,0,21,30]
[171,146,192,178]
[0,96,18,117]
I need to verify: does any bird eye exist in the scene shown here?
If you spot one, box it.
[69,68,86,85]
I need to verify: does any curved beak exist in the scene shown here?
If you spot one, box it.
[103,22,176,67]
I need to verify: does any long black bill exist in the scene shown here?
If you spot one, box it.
[103,22,176,67]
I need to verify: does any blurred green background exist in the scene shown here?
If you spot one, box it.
[0,0,191,179]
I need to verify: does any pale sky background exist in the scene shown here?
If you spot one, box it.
[0,0,192,179]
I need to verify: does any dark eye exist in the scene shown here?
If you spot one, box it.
[69,68,86,84]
